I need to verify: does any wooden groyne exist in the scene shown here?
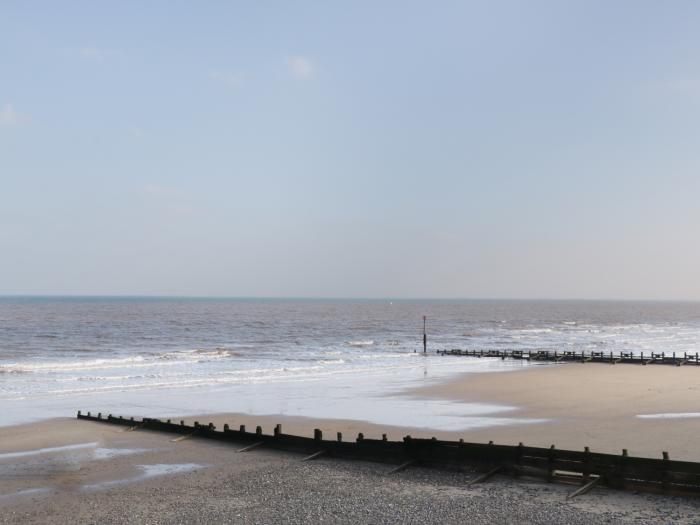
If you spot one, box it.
[77,411,700,498]
[437,349,700,366]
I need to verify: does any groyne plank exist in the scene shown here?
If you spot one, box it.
[567,476,601,499]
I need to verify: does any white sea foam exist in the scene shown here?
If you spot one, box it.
[0,349,235,374]
[81,463,204,491]
[0,357,148,373]
[38,361,453,396]
[0,442,98,460]
[92,447,151,460]
[637,413,700,420]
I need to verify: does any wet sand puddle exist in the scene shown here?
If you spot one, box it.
[0,441,204,502]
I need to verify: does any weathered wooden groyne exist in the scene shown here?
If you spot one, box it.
[437,348,700,366]
[77,411,700,498]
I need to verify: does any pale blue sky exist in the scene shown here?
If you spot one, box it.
[2,1,700,299]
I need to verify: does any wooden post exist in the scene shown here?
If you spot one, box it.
[515,442,524,477]
[256,425,262,436]
[547,445,556,482]
[423,316,427,353]
[240,424,246,432]
[337,432,342,442]
[314,429,322,442]
[618,449,629,490]
[274,424,282,437]
[583,446,591,482]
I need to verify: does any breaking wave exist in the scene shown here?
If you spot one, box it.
[346,340,374,347]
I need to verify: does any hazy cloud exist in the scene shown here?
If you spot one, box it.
[129,127,146,139]
[142,184,181,197]
[141,184,194,216]
[0,104,29,126]
[208,69,243,88]
[287,56,313,79]
[169,205,195,216]
[655,77,700,99]
[77,46,120,62]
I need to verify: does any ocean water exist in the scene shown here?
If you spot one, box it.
[1,297,699,429]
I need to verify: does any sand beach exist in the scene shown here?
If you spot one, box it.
[414,362,700,460]
[2,363,700,524]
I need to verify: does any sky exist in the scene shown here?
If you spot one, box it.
[2,1,700,300]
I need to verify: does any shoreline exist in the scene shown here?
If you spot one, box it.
[0,353,529,430]
[5,359,700,460]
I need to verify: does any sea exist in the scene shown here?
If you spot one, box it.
[1,297,699,430]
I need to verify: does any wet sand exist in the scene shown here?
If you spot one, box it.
[195,362,700,460]
[411,361,700,460]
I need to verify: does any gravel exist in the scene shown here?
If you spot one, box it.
[3,448,700,525]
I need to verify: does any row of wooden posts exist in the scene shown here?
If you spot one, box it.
[77,411,700,498]
[437,348,700,366]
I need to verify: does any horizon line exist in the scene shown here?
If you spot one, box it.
[0,294,699,304]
